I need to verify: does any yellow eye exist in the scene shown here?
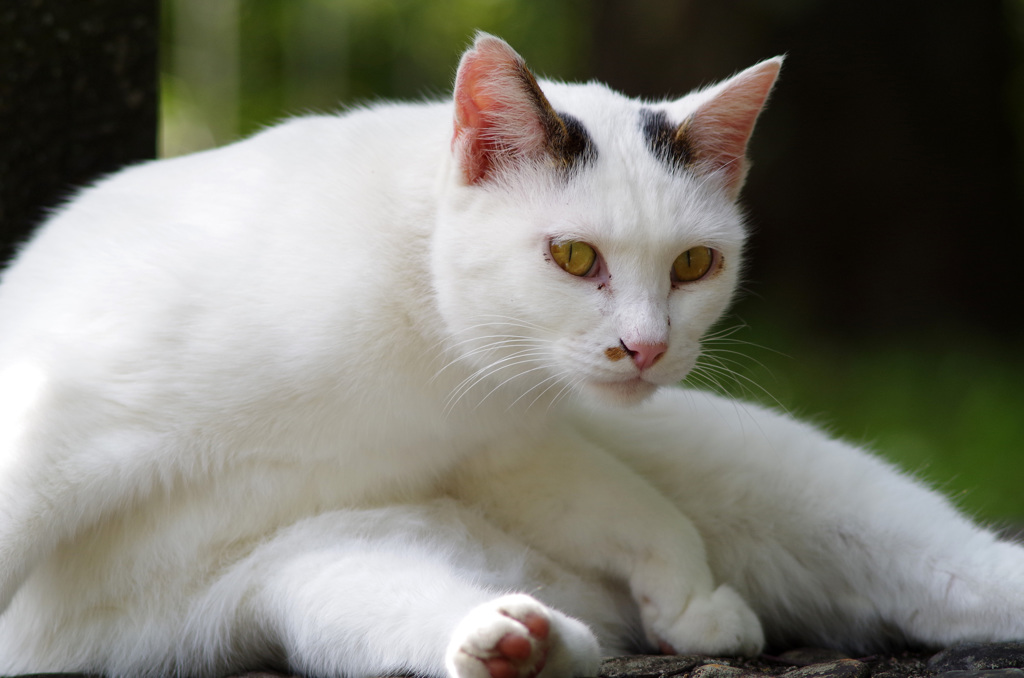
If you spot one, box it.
[550,241,597,277]
[672,246,715,282]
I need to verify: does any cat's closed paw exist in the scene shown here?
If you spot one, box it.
[445,594,600,678]
[648,585,764,657]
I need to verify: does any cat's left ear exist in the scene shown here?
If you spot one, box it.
[675,57,783,199]
[451,33,589,184]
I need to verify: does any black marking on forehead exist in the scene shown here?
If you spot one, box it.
[513,61,596,175]
[547,110,596,173]
[640,108,691,171]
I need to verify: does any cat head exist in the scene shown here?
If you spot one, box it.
[432,33,780,409]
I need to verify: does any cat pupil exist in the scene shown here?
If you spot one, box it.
[672,246,714,282]
[550,240,597,277]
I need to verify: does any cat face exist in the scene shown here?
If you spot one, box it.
[432,35,780,409]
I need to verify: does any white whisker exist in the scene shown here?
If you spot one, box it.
[509,370,565,410]
[426,311,569,416]
[471,314,552,333]
[443,347,557,415]
[690,356,789,414]
[474,362,556,411]
[548,374,585,412]
[432,336,549,383]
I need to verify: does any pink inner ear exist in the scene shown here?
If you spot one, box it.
[686,58,782,196]
[452,49,501,184]
[451,35,547,185]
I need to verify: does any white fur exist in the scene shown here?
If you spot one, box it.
[0,34,1021,678]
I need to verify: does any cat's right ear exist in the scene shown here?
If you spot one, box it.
[451,33,585,185]
[672,57,783,199]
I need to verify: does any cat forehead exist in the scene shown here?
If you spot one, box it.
[537,79,700,170]
[534,81,741,247]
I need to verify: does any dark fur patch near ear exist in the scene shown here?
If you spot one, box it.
[515,62,596,174]
[547,110,596,173]
[640,108,692,171]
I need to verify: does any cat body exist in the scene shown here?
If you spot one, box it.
[0,34,1022,678]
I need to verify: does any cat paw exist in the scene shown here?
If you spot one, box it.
[446,594,600,678]
[646,585,764,657]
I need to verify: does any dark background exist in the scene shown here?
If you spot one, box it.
[0,0,159,264]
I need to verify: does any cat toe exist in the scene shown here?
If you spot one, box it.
[446,595,552,678]
[446,594,598,678]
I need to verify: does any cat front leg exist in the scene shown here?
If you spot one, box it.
[582,387,1024,652]
[450,431,764,656]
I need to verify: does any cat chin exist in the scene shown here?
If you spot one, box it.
[585,377,660,407]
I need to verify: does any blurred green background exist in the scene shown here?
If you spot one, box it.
[160,0,1024,525]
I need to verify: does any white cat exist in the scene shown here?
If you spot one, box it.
[0,32,1021,678]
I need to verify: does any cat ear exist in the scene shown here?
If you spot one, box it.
[677,57,783,198]
[451,33,590,184]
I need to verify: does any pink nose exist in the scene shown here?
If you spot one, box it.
[621,340,668,371]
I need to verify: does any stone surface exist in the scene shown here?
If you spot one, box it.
[777,649,854,667]
[781,659,870,678]
[594,645,1024,678]
[599,654,709,678]
[690,663,752,678]
[929,644,1024,672]
[8,643,1024,677]
[597,652,908,678]
[933,671,1024,678]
